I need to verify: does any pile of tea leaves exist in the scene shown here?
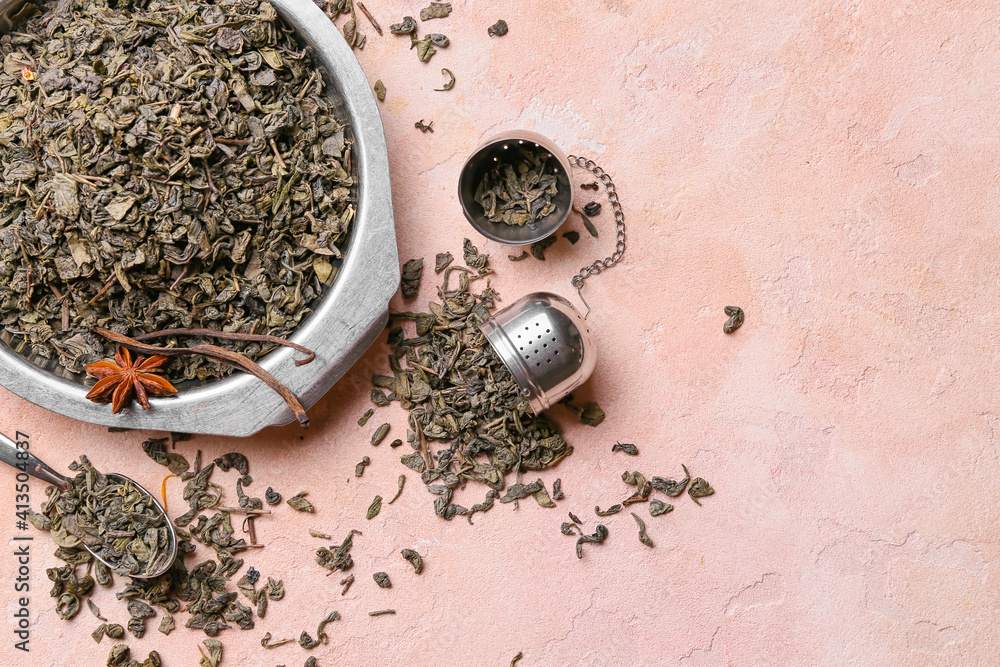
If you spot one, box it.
[28,442,285,650]
[374,240,572,521]
[0,0,355,380]
[474,146,559,227]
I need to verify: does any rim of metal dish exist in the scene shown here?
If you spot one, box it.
[0,0,399,437]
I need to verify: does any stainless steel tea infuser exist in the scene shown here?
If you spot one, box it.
[0,432,178,577]
[459,132,628,412]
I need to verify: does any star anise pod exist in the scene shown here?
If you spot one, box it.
[84,345,178,413]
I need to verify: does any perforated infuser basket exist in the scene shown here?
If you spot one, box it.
[479,293,597,414]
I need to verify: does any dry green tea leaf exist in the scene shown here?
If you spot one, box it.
[369,608,396,616]
[508,252,529,261]
[373,571,392,588]
[581,213,599,237]
[411,36,437,62]
[390,16,417,34]
[261,632,294,648]
[388,475,406,504]
[688,477,714,505]
[552,478,564,500]
[612,443,639,455]
[563,231,580,244]
[723,306,745,334]
[632,512,654,548]
[419,2,451,20]
[287,492,315,513]
[265,487,282,505]
[434,252,454,272]
[650,465,690,497]
[401,259,424,299]
[649,500,673,517]
[488,19,509,37]
[317,610,341,643]
[340,574,355,596]
[372,423,391,446]
[355,457,371,477]
[88,599,107,621]
[576,524,608,559]
[435,68,456,91]
[158,614,174,635]
[358,409,375,426]
[532,479,557,508]
[374,79,386,101]
[595,504,621,516]
[366,495,383,520]
[531,236,558,261]
[401,548,423,573]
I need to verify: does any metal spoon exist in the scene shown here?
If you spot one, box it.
[0,432,177,578]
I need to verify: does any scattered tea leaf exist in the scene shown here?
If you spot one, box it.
[508,252,529,261]
[367,496,383,520]
[265,487,282,505]
[723,306,745,334]
[401,259,424,299]
[88,599,107,622]
[531,236,558,261]
[560,522,581,535]
[401,548,423,574]
[595,504,622,516]
[434,252,454,272]
[388,475,406,504]
[369,609,396,616]
[435,68,456,91]
[419,2,451,20]
[467,489,498,525]
[340,574,355,596]
[532,479,557,508]
[414,119,435,132]
[358,409,375,427]
[355,457,371,477]
[389,438,404,448]
[562,231,580,244]
[412,37,437,62]
[373,572,392,588]
[427,33,450,48]
[583,201,602,216]
[374,79,386,101]
[401,452,427,473]
[576,524,608,559]
[649,500,673,517]
[581,213,599,237]
[92,623,107,643]
[390,16,416,34]
[310,529,332,539]
[552,478,564,500]
[631,512,654,548]
[650,465,690,497]
[317,610,341,643]
[612,442,639,455]
[569,512,583,524]
[488,19,509,37]
[372,423,391,446]
[688,477,714,505]
[287,491,315,513]
[581,182,599,190]
[261,632,294,648]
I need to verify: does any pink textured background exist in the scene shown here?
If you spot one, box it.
[3,0,1000,664]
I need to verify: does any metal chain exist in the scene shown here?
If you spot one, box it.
[566,156,626,299]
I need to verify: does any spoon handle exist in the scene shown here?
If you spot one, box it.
[0,432,70,490]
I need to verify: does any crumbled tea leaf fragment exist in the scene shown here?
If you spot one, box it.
[389,438,404,449]
[373,571,392,588]
[583,201,602,216]
[427,33,449,47]
[419,2,451,20]
[105,623,124,640]
[317,610,341,643]
[595,504,622,516]
[435,68,456,91]
[581,182,599,190]
[688,477,714,505]
[552,478,564,500]
[88,599,107,622]
[434,252,454,272]
[374,79,386,101]
[340,574,355,595]
[92,623,107,643]
[632,512,654,548]
[401,548,423,574]
[371,388,391,406]
[390,16,417,34]
[299,631,319,649]
[400,452,427,473]
[612,443,639,455]
[649,500,673,516]
[533,479,557,508]
[358,409,375,427]
[561,522,581,535]
[531,236,558,260]
[488,19,509,36]
[158,614,174,635]
[388,475,406,504]
[369,609,396,616]
[142,437,190,475]
[563,231,580,244]
[367,496,383,520]
[265,487,282,505]
[107,644,130,666]
[287,492,315,513]
[508,252,529,261]
[355,457,371,477]
[310,529,332,539]
[412,37,437,62]
[581,213,599,236]
[723,306,745,334]
[569,512,583,524]
[261,632,294,648]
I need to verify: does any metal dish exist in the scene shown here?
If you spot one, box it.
[0,0,399,436]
